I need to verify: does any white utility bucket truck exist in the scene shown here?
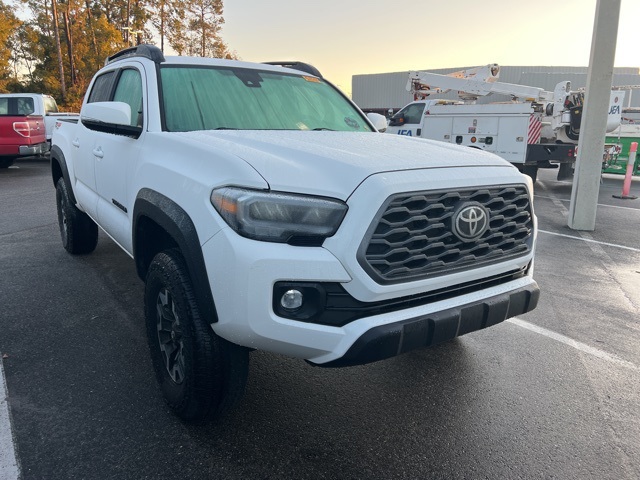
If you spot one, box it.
[385,64,625,182]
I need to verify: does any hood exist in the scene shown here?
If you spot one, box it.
[178,130,511,200]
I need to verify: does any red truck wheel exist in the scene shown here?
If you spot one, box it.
[0,158,15,169]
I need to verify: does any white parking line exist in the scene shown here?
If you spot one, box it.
[0,357,19,480]
[538,229,640,253]
[508,318,639,372]
[534,194,640,212]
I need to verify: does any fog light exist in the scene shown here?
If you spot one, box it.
[280,289,303,310]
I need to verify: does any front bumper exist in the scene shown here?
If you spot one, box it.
[319,281,539,367]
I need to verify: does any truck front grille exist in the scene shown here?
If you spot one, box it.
[358,185,534,284]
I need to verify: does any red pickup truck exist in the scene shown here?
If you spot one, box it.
[0,94,77,168]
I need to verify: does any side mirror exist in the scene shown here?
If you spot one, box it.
[366,112,388,132]
[388,115,405,127]
[81,101,131,125]
[81,101,141,138]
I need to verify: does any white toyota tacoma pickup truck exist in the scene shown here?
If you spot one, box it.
[50,45,539,423]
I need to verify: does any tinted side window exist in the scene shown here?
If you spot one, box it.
[399,103,425,124]
[113,69,143,127]
[0,98,34,115]
[87,71,116,103]
[16,98,35,115]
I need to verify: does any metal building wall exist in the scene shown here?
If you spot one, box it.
[351,72,412,112]
[352,66,640,111]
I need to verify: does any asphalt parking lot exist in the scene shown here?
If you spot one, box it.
[1,159,639,479]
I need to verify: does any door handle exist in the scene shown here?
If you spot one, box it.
[92,147,104,158]
[72,139,80,148]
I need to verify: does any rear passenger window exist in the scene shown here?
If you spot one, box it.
[16,98,35,115]
[88,71,116,103]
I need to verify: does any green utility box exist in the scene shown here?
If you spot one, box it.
[603,131,639,175]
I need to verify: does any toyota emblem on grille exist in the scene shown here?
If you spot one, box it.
[453,203,489,241]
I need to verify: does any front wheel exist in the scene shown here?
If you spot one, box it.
[55,178,98,254]
[144,249,249,423]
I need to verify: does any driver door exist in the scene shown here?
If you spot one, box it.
[93,67,145,252]
[386,102,426,137]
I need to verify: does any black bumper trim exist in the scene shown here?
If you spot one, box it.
[274,266,530,327]
[316,282,539,368]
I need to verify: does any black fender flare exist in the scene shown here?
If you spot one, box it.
[133,189,217,323]
[50,145,77,204]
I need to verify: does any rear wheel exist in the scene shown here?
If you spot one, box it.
[0,158,15,169]
[556,162,574,182]
[55,178,98,254]
[145,249,249,423]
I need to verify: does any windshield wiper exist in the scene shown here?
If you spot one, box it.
[312,127,335,131]
[214,127,238,130]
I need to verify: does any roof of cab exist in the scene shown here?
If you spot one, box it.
[105,44,322,78]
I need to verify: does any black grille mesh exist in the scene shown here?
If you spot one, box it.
[359,185,533,284]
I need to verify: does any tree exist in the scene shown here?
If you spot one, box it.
[147,0,180,52]
[169,0,235,59]
[0,1,21,91]
[61,0,126,106]
[50,0,67,100]
[4,0,237,104]
[190,0,223,57]
[11,23,40,85]
[61,1,77,85]
[17,0,125,107]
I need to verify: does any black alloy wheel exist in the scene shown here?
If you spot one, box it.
[144,249,249,423]
[55,177,98,254]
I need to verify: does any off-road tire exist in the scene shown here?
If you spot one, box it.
[55,178,99,254]
[144,249,249,423]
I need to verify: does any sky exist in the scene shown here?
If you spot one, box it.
[221,0,639,96]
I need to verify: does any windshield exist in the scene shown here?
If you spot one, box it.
[160,65,373,133]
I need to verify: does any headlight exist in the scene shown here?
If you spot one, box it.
[211,187,348,244]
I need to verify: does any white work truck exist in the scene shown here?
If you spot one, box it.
[51,45,539,423]
[385,65,624,182]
